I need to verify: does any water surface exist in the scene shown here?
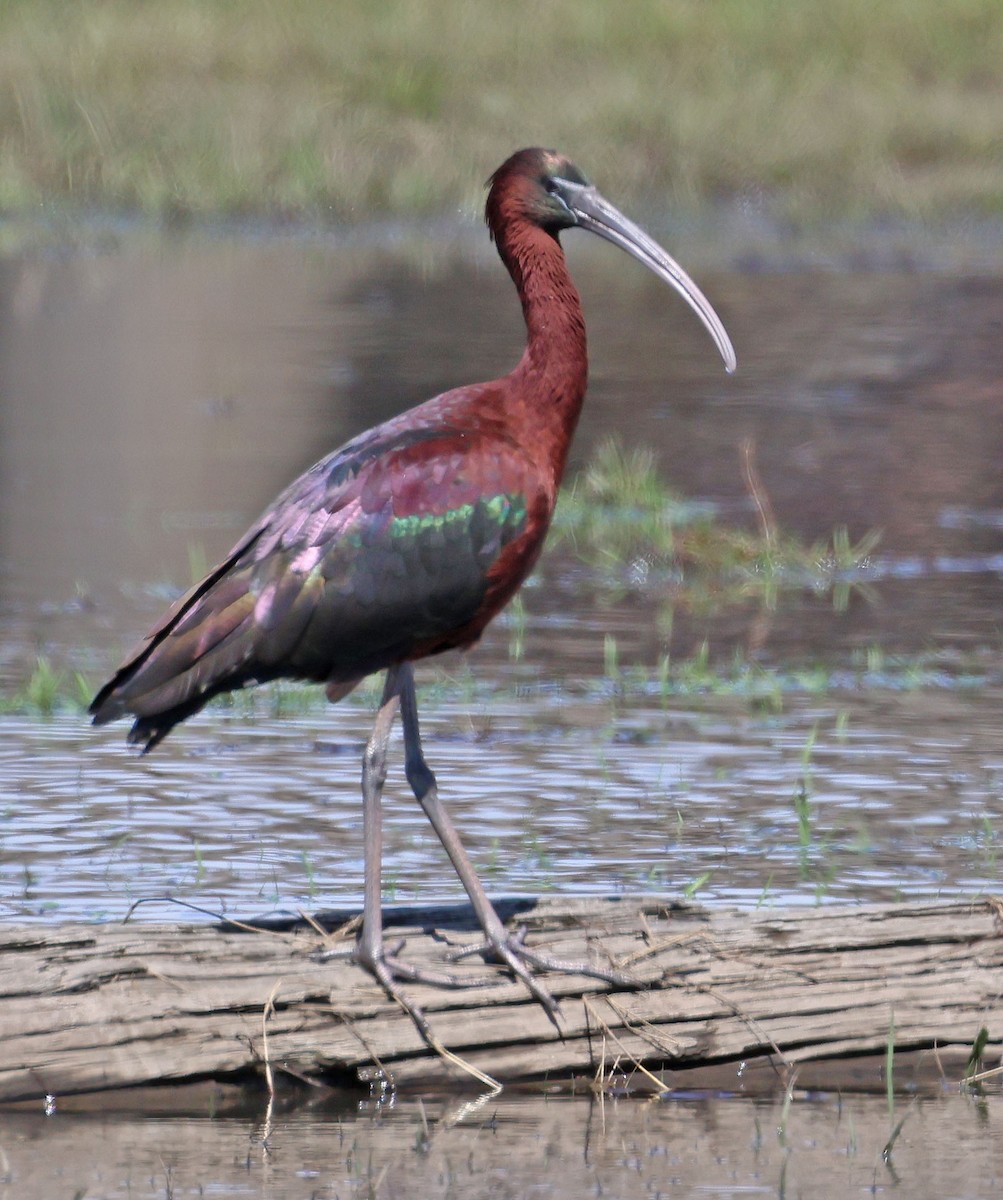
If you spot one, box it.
[1,229,1000,921]
[1,221,1002,1197]
[3,1088,1001,1199]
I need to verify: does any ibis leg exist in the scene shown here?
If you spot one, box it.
[321,663,635,1039]
[396,663,635,1023]
[317,668,483,1051]
[355,668,400,976]
[351,666,478,983]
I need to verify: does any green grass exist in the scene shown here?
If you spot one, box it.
[1,0,1001,222]
[0,656,92,717]
[3,438,990,720]
[793,723,818,860]
[551,436,882,608]
[964,1026,990,1082]
[14,639,980,726]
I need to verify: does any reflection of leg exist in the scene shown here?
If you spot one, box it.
[397,662,635,1026]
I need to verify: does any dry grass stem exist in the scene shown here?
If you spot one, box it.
[583,996,670,1095]
[603,997,685,1057]
[963,1063,1003,1085]
[261,979,283,1101]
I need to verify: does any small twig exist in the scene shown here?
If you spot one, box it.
[583,992,597,1076]
[335,1005,501,1093]
[251,979,284,1157]
[777,1067,800,1145]
[930,1039,948,1083]
[269,1061,330,1090]
[421,1031,502,1093]
[691,981,793,1075]
[963,1063,1003,1085]
[131,960,187,988]
[616,929,706,968]
[121,895,283,936]
[603,996,684,1057]
[335,1011,395,1086]
[296,908,360,954]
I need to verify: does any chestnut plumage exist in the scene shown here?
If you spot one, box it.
[91,148,735,1032]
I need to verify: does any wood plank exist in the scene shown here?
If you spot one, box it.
[0,897,1000,1101]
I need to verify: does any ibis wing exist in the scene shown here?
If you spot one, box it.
[90,419,534,748]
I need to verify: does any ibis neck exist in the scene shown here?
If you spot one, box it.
[498,222,588,478]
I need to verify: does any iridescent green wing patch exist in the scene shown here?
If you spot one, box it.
[388,492,527,552]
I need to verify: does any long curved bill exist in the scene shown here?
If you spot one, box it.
[561,181,737,373]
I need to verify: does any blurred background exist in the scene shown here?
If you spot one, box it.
[1,0,1002,894]
[2,0,1001,918]
[1,3,1002,1194]
[1,0,1001,224]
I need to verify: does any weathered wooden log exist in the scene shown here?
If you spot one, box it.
[1,897,1000,1103]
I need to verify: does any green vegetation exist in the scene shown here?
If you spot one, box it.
[681,870,712,900]
[191,838,206,886]
[551,436,882,610]
[964,1026,990,1082]
[2,438,990,720]
[885,1013,896,1119]
[0,656,91,717]
[505,593,527,663]
[1,0,1001,222]
[974,816,998,872]
[10,632,984,724]
[882,1014,914,1168]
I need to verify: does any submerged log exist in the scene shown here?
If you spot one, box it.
[0,897,1000,1103]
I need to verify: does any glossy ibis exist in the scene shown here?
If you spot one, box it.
[91,147,735,1028]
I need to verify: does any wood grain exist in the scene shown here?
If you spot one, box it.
[1,897,1000,1102]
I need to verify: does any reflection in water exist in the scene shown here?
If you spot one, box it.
[2,237,1002,628]
[1,229,1001,1194]
[3,1089,1001,1199]
[0,232,1000,922]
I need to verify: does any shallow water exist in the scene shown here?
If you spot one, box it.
[1,222,1002,1194]
[3,1089,1002,1199]
[1,229,1000,924]
[5,681,1003,923]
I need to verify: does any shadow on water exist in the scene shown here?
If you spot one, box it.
[0,227,1001,1190]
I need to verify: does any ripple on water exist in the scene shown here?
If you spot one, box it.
[2,683,1000,922]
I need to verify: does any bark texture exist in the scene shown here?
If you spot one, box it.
[1,897,1000,1102]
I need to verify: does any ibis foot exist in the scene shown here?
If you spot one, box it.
[315,935,511,1051]
[447,925,639,1004]
[314,936,497,989]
